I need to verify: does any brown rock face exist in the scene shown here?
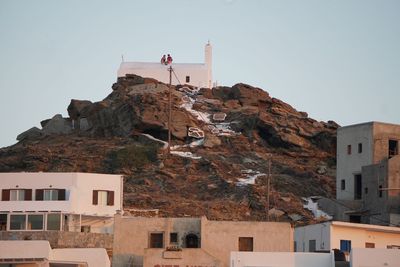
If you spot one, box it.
[2,75,339,223]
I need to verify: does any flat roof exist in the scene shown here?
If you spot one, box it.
[338,121,400,131]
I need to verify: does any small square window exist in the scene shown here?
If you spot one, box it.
[150,232,164,248]
[186,76,190,83]
[170,232,178,243]
[239,237,253,251]
[358,143,362,153]
[347,145,352,155]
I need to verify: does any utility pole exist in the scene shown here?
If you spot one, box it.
[266,154,272,221]
[167,66,173,155]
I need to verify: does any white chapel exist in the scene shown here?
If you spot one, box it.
[117,42,213,88]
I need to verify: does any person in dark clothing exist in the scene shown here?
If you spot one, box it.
[161,55,166,65]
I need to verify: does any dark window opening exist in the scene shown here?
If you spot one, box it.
[340,240,351,252]
[81,225,91,233]
[239,237,253,251]
[185,233,199,248]
[389,140,398,158]
[354,174,362,200]
[379,185,383,198]
[309,240,316,252]
[294,241,297,252]
[364,187,368,194]
[0,214,7,231]
[170,232,178,243]
[358,143,362,153]
[186,76,190,83]
[341,180,346,190]
[347,145,352,155]
[365,242,375,248]
[349,215,361,223]
[150,232,164,248]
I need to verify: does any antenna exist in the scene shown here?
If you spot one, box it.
[121,54,124,62]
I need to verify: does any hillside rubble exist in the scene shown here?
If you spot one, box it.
[0,74,338,223]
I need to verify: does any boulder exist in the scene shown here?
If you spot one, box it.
[203,135,221,148]
[16,127,43,141]
[67,99,93,120]
[42,114,73,135]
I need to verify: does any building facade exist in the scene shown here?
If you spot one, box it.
[294,221,400,254]
[112,215,294,267]
[0,172,123,234]
[118,43,213,88]
[335,122,400,225]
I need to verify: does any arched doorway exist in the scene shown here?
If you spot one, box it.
[185,233,199,248]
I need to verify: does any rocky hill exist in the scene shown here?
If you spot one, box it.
[0,75,338,223]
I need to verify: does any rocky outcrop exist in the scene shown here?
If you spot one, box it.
[4,74,339,222]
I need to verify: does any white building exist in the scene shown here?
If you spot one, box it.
[0,172,123,234]
[0,240,110,267]
[295,221,400,254]
[118,42,213,88]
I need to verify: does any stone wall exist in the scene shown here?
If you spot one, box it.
[0,231,113,250]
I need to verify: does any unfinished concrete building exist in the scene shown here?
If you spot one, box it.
[320,122,400,226]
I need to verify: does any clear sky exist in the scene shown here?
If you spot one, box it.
[1,0,399,147]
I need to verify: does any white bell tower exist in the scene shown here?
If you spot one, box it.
[204,41,213,88]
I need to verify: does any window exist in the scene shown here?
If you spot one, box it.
[238,237,253,251]
[92,190,114,206]
[2,189,32,201]
[340,240,351,252]
[186,233,200,248]
[149,232,164,248]
[47,214,61,230]
[379,185,383,198]
[44,189,58,200]
[364,187,368,194]
[365,242,375,248]
[341,180,346,190]
[186,76,190,83]
[28,214,44,230]
[10,214,26,230]
[36,189,66,201]
[389,140,398,158]
[0,214,7,231]
[294,241,297,252]
[358,143,362,153]
[170,232,178,243]
[354,174,362,200]
[387,245,400,249]
[309,239,316,252]
[81,225,91,233]
[347,145,352,155]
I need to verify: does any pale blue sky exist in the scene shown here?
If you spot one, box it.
[1,0,399,147]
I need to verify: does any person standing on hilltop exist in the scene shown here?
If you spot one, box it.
[161,55,166,65]
[167,54,173,65]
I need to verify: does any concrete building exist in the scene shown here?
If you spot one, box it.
[332,122,400,225]
[0,240,110,267]
[0,172,123,234]
[118,42,213,88]
[295,221,400,254]
[112,215,294,267]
